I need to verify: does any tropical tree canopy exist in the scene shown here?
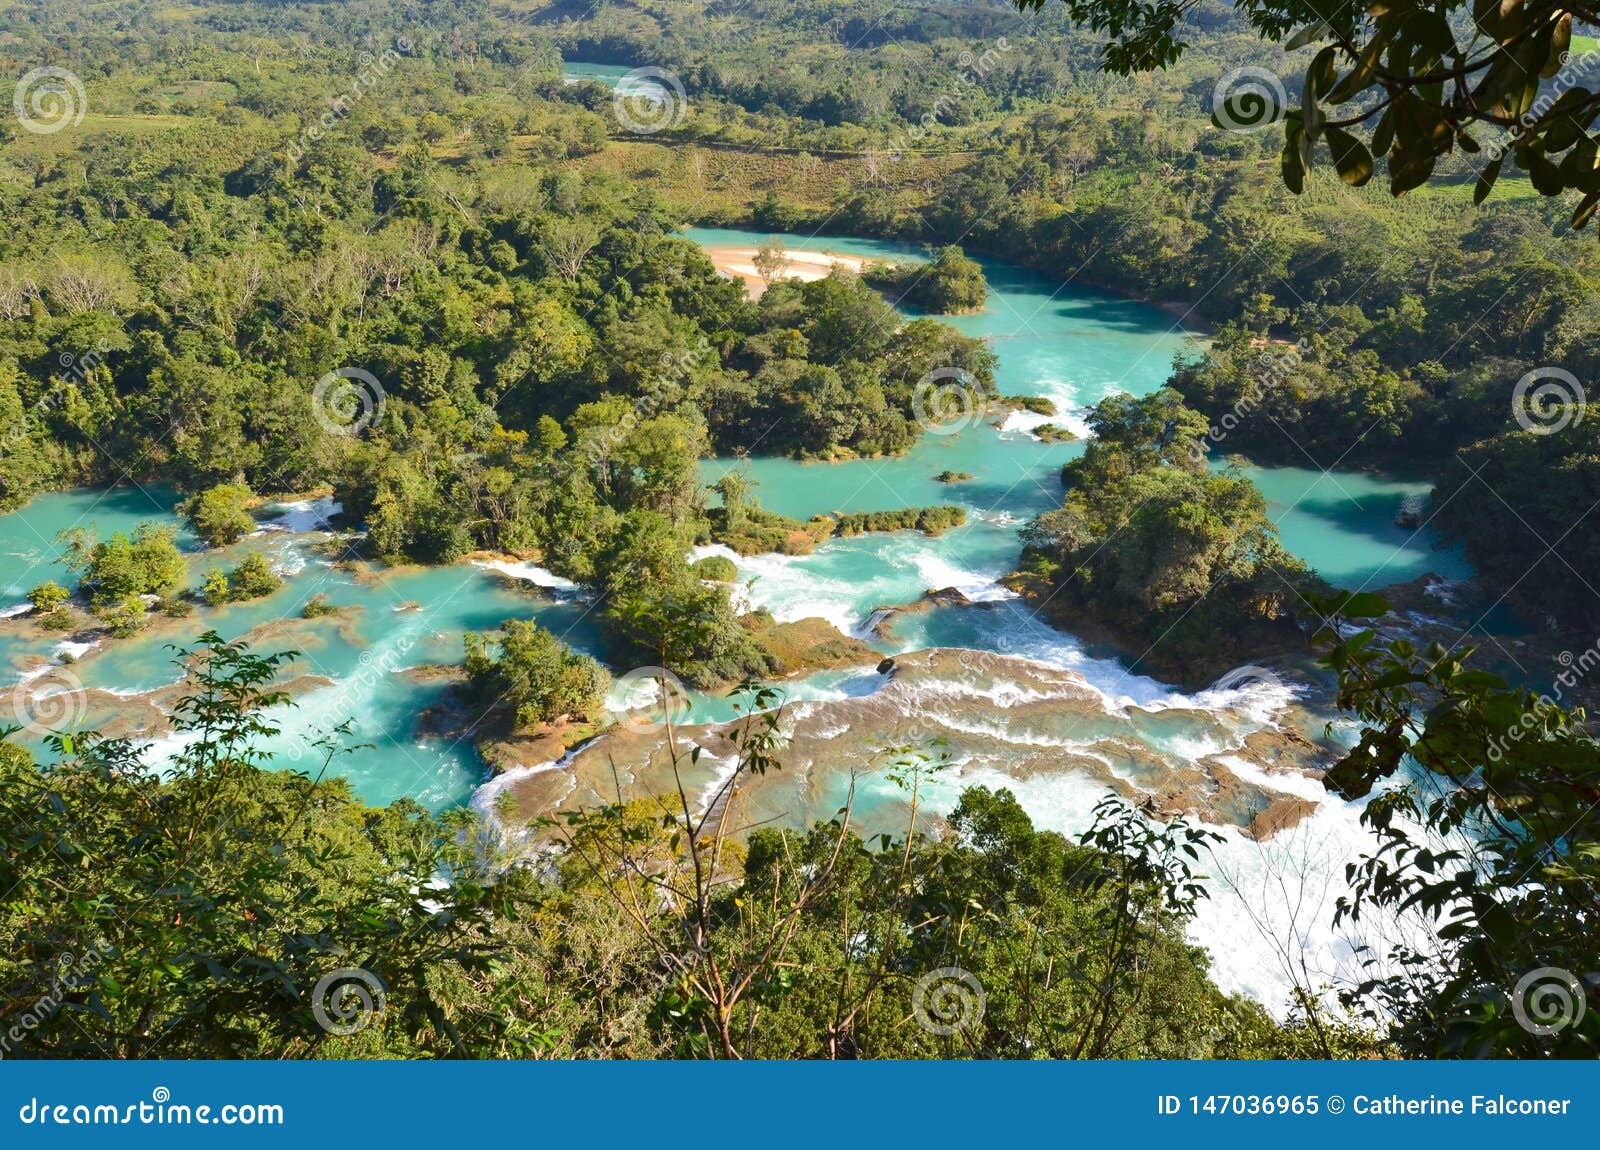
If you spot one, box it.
[1017,0,1600,222]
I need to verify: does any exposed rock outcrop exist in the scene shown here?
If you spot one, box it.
[494,646,1337,843]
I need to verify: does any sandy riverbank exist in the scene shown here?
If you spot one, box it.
[705,246,870,297]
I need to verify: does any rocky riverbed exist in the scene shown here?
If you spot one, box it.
[483,646,1338,843]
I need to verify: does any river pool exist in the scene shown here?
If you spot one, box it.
[0,227,1473,1011]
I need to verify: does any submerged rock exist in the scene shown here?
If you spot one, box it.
[865,587,976,640]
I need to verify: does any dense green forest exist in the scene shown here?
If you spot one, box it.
[1,0,1598,1060]
[5,611,1596,1058]
[1016,387,1315,677]
[0,635,1350,1058]
[2,0,1596,629]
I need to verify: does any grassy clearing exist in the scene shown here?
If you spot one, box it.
[570,138,967,215]
[1409,172,1541,203]
[3,113,190,159]
[563,134,1544,228]
[158,80,238,105]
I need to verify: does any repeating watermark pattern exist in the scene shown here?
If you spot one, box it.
[13,67,86,135]
[859,687,938,750]
[284,42,409,164]
[1486,636,1600,762]
[912,367,987,436]
[911,966,985,1036]
[2,340,112,459]
[1511,366,1586,435]
[1188,339,1310,463]
[613,67,687,135]
[878,38,1011,163]
[660,941,713,978]
[658,932,715,985]
[844,633,1037,753]
[0,945,108,1058]
[310,967,386,1036]
[1210,67,1286,134]
[312,367,386,436]
[1483,51,1600,162]
[9,668,87,738]
[925,636,1023,671]
[104,0,159,32]
[655,339,712,392]
[1510,966,1587,1036]
[612,666,693,734]
[582,337,712,466]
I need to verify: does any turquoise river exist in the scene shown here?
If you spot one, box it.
[0,225,1472,1010]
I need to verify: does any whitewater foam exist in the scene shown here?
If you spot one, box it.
[53,638,97,661]
[471,755,569,820]
[471,558,579,592]
[697,535,1017,637]
[256,496,341,534]
[895,755,1390,1015]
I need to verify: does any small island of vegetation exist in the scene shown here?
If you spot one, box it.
[865,245,989,314]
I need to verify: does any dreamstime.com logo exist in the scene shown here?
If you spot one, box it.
[1510,966,1590,1037]
[284,42,407,164]
[1486,636,1600,762]
[912,367,988,436]
[1482,50,1600,162]
[912,966,985,1036]
[312,367,387,436]
[1210,67,1285,133]
[1188,338,1311,463]
[580,337,714,465]
[614,67,686,134]
[1511,367,1586,435]
[13,66,86,135]
[8,668,87,738]
[282,638,415,762]
[17,1088,284,1127]
[310,967,387,1036]
[3,340,114,461]
[877,36,1011,162]
[611,666,693,734]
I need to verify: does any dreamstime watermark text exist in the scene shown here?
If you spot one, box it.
[17,1088,284,1127]
[1486,637,1600,762]
[285,42,409,165]
[0,945,108,1058]
[1483,51,1600,162]
[3,340,112,459]
[877,38,1011,164]
[1189,338,1310,462]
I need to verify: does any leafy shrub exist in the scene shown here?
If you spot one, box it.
[830,505,966,536]
[302,593,338,618]
[59,523,187,610]
[228,551,281,601]
[464,619,611,730]
[26,581,68,616]
[692,554,739,582]
[865,244,989,313]
[180,483,255,547]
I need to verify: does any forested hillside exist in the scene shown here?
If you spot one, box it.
[1,0,1597,1060]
